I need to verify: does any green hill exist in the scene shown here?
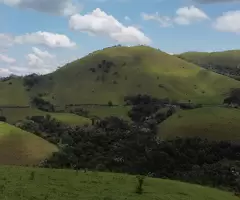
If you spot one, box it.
[0,166,238,200]
[158,107,240,141]
[0,122,57,165]
[1,46,239,108]
[35,46,240,105]
[0,107,91,126]
[178,50,240,80]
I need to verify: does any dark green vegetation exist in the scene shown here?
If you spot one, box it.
[0,122,57,165]
[178,50,240,80]
[0,166,238,200]
[16,111,240,193]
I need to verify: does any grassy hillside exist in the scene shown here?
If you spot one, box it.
[0,123,57,165]
[24,46,240,105]
[0,78,29,105]
[1,107,91,126]
[158,107,240,141]
[178,50,240,80]
[0,166,238,200]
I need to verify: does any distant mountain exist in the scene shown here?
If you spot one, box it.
[178,50,240,81]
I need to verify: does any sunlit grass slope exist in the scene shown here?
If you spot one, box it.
[0,123,58,165]
[158,107,240,142]
[0,166,238,200]
[31,46,240,105]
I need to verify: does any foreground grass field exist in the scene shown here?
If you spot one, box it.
[0,123,57,165]
[1,107,91,126]
[158,107,240,141]
[0,166,238,200]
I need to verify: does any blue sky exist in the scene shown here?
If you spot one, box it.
[0,0,240,76]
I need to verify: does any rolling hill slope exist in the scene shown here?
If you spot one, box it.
[33,46,239,105]
[0,122,58,165]
[0,107,91,126]
[1,46,239,107]
[158,107,240,141]
[178,50,240,80]
[0,166,238,200]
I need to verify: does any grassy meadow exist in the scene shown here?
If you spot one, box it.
[0,123,57,165]
[0,166,238,200]
[158,107,240,141]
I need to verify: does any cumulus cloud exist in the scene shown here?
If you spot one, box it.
[0,54,16,64]
[174,6,209,25]
[26,47,55,69]
[141,12,172,27]
[0,34,14,50]
[213,11,240,33]
[0,0,79,16]
[193,0,240,3]
[14,31,76,48]
[124,16,131,21]
[69,8,151,45]
[32,47,55,58]
[142,6,209,26]
[0,68,11,77]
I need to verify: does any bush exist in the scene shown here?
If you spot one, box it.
[23,73,41,88]
[108,101,113,106]
[31,96,55,112]
[135,175,145,194]
[0,116,6,122]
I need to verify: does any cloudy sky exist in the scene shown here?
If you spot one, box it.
[0,0,240,76]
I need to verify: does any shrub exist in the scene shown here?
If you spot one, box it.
[31,96,55,112]
[108,101,113,106]
[29,171,35,180]
[89,68,96,72]
[23,73,41,88]
[135,175,145,194]
[0,116,6,122]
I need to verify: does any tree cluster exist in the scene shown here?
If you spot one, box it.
[36,116,240,192]
[23,73,41,89]
[31,97,55,112]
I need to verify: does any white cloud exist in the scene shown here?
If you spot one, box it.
[0,46,81,77]
[15,31,76,48]
[26,47,55,69]
[194,0,240,3]
[69,8,151,45]
[141,12,172,27]
[0,54,16,64]
[213,11,240,33]
[0,68,11,77]
[124,16,131,21]
[0,0,79,16]
[142,6,209,26]
[32,47,55,58]
[0,34,14,50]
[174,6,209,25]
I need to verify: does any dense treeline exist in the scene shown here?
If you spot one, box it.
[31,97,55,112]
[224,89,240,106]
[18,113,240,192]
[35,116,240,192]
[16,94,240,192]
